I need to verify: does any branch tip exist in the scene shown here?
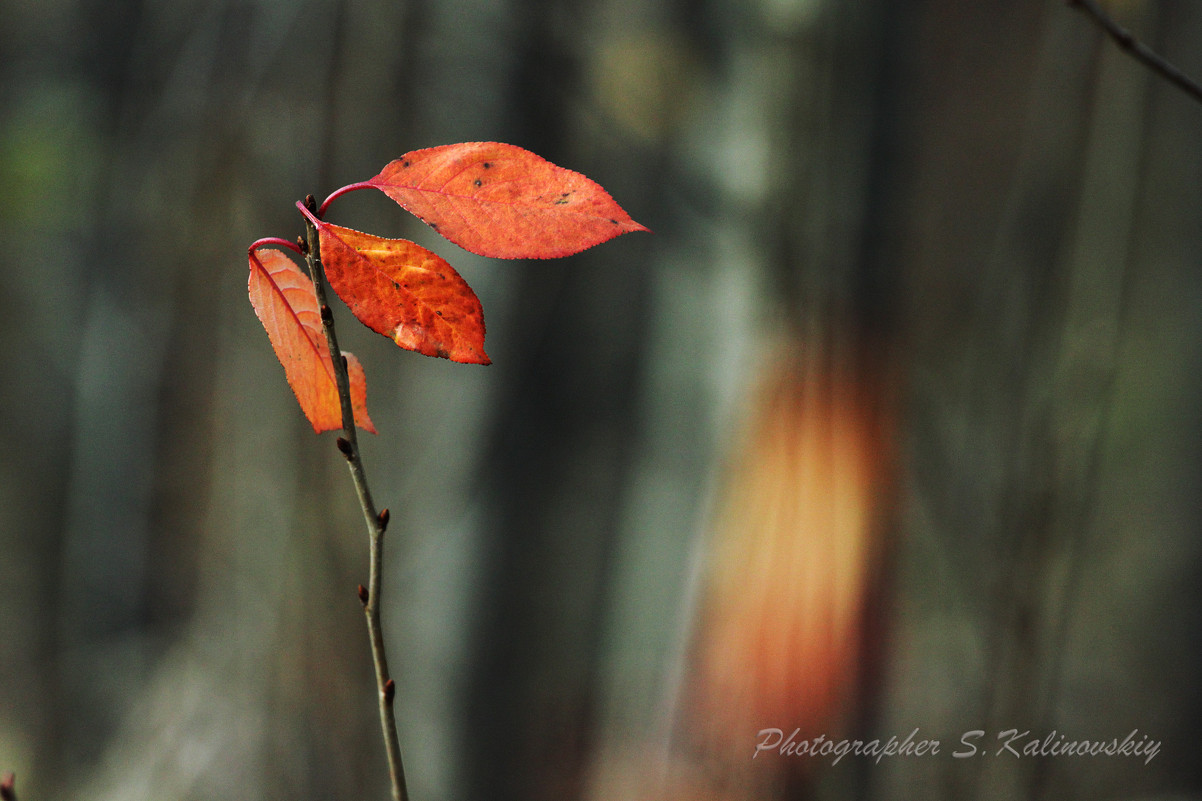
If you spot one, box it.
[336,437,354,459]
[1069,0,1202,104]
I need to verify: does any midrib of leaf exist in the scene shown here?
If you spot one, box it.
[252,250,339,385]
[333,234,451,323]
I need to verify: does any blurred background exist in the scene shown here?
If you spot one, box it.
[2,0,1201,799]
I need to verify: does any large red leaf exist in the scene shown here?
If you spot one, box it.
[248,248,376,434]
[365,142,649,259]
[308,216,490,365]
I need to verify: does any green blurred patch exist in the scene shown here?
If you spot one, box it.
[0,81,103,229]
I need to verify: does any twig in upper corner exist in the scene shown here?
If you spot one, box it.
[1067,0,1202,104]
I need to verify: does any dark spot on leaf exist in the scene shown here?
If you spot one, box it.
[474,179,482,187]
[436,310,444,317]
[437,272,446,280]
[403,160,410,167]
[436,347,450,359]
[430,222,439,230]
[392,280,400,290]
[610,219,619,225]
[483,162,491,169]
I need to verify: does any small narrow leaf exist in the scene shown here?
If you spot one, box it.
[248,248,376,434]
[366,142,649,259]
[310,218,490,365]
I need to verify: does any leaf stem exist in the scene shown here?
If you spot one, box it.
[1067,0,1202,105]
[299,196,410,801]
[248,236,304,255]
[319,181,376,218]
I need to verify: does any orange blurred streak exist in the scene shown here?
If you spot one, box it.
[687,344,893,770]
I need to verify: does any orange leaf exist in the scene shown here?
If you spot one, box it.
[365,142,649,259]
[311,219,491,365]
[248,248,376,434]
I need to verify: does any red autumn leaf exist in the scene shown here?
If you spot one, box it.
[364,141,649,259]
[248,247,376,434]
[302,210,490,365]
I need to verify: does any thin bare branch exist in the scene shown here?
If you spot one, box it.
[1068,0,1202,104]
[302,196,410,801]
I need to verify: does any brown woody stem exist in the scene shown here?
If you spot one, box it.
[301,195,409,801]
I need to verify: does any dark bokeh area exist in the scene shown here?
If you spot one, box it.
[3,1,1201,799]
